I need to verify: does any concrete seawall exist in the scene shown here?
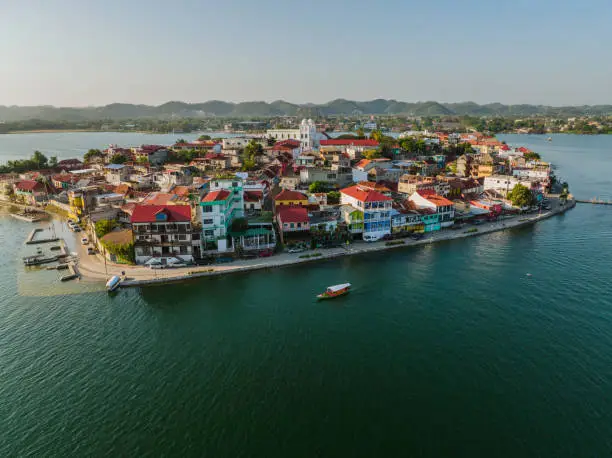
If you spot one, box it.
[117,198,576,289]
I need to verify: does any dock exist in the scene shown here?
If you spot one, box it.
[11,213,44,223]
[60,264,80,282]
[25,228,59,245]
[575,199,612,206]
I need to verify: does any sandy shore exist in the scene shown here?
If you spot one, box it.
[74,196,575,288]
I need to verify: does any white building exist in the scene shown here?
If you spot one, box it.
[222,137,256,150]
[512,167,550,181]
[408,191,455,228]
[484,175,529,196]
[340,184,393,240]
[267,119,317,149]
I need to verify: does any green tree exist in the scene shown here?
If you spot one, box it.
[370,130,383,142]
[309,181,327,193]
[84,149,103,162]
[49,156,58,168]
[508,184,534,208]
[198,135,211,141]
[362,149,382,160]
[230,217,249,234]
[110,154,127,164]
[327,191,340,204]
[356,127,365,139]
[244,140,264,158]
[3,184,15,201]
[176,138,187,144]
[32,151,48,169]
[95,219,117,238]
[523,152,541,161]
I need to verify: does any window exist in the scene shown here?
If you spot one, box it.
[290,223,294,228]
[204,230,214,237]
[203,206,212,213]
[297,222,301,228]
[178,234,187,241]
[203,219,213,225]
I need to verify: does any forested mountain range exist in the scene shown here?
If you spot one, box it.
[0,99,610,121]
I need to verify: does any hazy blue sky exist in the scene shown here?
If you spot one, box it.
[1,0,610,106]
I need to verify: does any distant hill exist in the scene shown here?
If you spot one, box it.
[0,99,610,121]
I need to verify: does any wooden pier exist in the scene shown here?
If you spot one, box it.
[575,199,612,206]
[25,228,59,245]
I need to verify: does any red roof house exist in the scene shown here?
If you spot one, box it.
[340,184,393,203]
[320,139,379,147]
[130,204,191,223]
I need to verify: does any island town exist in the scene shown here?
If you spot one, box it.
[0,120,573,286]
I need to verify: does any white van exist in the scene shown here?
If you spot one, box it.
[363,234,382,242]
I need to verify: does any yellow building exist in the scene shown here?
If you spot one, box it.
[274,189,309,209]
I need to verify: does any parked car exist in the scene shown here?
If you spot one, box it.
[81,237,88,245]
[258,250,273,257]
[410,233,424,240]
[73,227,81,232]
[288,247,305,254]
[363,234,382,242]
[87,247,96,255]
[382,234,394,241]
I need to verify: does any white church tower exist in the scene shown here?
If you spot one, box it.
[299,119,317,149]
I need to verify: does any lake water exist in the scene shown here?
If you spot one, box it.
[1,134,612,457]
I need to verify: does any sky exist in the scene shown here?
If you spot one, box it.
[0,0,611,107]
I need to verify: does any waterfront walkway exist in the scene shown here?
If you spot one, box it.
[75,197,575,288]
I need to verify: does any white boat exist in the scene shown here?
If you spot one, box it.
[106,275,121,292]
[317,283,351,300]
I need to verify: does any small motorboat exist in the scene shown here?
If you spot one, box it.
[526,273,533,277]
[317,283,351,300]
[106,275,122,292]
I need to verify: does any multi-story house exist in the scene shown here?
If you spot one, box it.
[132,145,170,166]
[409,190,455,228]
[340,184,392,240]
[199,179,244,251]
[276,206,310,244]
[13,180,49,206]
[104,164,131,185]
[131,204,193,265]
[340,204,364,236]
[391,210,425,234]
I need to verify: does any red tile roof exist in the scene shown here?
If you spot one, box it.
[276,205,309,224]
[172,186,191,197]
[204,153,226,160]
[131,205,191,223]
[244,190,263,202]
[275,189,308,201]
[142,192,178,206]
[354,159,372,170]
[15,180,44,192]
[340,185,392,203]
[273,139,301,150]
[201,189,230,202]
[320,139,379,147]
[416,190,454,207]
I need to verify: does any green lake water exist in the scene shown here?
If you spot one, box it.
[1,133,612,457]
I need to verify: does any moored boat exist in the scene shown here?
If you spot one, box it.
[317,283,351,300]
[106,275,122,292]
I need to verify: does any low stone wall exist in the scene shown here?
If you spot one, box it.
[119,199,576,289]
